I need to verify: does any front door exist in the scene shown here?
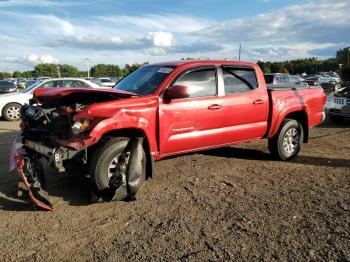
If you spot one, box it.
[159,67,226,156]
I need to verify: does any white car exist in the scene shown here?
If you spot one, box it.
[0,78,102,121]
[324,86,350,123]
[98,78,116,88]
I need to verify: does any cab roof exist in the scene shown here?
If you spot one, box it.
[149,59,258,68]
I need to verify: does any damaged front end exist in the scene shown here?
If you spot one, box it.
[12,88,137,210]
[12,87,146,210]
[11,132,53,210]
[12,103,93,210]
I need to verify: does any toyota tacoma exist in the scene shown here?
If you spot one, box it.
[11,60,326,210]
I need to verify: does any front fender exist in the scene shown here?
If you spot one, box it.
[89,115,149,140]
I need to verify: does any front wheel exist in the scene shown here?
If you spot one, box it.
[89,137,146,202]
[3,103,21,121]
[268,119,303,160]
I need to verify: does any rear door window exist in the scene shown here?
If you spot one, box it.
[222,67,258,95]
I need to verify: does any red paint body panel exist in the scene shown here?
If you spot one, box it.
[87,96,159,153]
[33,60,326,160]
[267,88,326,138]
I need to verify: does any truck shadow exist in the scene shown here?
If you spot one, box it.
[202,147,350,168]
[0,170,92,211]
[45,171,92,207]
[0,195,38,211]
[317,118,350,129]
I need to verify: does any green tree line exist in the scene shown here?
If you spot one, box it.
[0,62,148,79]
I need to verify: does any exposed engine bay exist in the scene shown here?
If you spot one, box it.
[21,104,80,140]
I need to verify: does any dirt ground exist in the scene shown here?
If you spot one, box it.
[0,119,349,261]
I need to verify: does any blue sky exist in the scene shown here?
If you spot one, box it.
[0,0,349,71]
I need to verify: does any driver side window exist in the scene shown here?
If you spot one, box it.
[173,68,217,98]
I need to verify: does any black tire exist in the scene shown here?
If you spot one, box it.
[329,115,344,124]
[89,137,146,202]
[268,118,303,161]
[2,103,21,121]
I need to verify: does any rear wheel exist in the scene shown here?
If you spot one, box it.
[268,119,303,160]
[3,103,21,121]
[89,137,146,202]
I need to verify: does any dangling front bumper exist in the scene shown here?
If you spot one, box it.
[10,132,53,211]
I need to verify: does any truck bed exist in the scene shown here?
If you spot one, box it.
[267,86,326,138]
[267,84,323,91]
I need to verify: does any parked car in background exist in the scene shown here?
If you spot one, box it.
[305,76,332,85]
[318,72,341,83]
[24,80,38,88]
[35,78,102,89]
[98,77,116,87]
[111,77,120,83]
[305,75,338,94]
[0,78,102,121]
[0,80,17,94]
[91,78,101,86]
[17,79,27,89]
[303,78,319,86]
[35,77,51,81]
[264,73,308,86]
[325,85,350,123]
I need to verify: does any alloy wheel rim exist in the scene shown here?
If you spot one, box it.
[7,106,20,120]
[283,127,300,154]
[108,152,130,180]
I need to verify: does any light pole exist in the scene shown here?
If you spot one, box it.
[84,58,91,78]
[347,47,349,66]
[238,41,244,61]
[56,66,60,78]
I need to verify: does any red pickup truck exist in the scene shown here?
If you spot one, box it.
[13,60,326,210]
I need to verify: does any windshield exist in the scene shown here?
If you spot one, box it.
[22,81,43,93]
[114,65,175,95]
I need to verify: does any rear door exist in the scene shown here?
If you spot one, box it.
[217,66,269,142]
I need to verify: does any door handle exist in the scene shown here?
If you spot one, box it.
[208,104,223,110]
[253,99,264,105]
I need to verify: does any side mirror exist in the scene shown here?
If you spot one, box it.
[163,85,190,101]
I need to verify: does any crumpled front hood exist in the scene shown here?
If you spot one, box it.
[33,87,138,107]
